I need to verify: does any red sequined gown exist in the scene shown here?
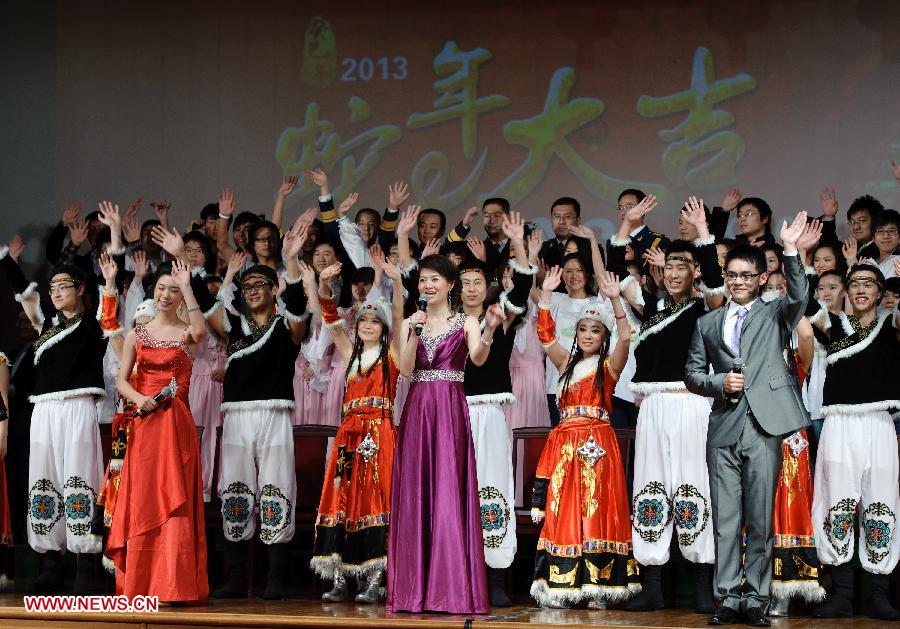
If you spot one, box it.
[105,325,208,601]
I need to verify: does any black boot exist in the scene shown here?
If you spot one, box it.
[73,553,99,595]
[693,563,716,614]
[813,563,854,618]
[869,573,900,620]
[623,564,664,611]
[213,541,248,598]
[263,544,287,600]
[27,550,64,594]
[488,567,512,607]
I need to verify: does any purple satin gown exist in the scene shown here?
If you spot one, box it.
[386,315,489,614]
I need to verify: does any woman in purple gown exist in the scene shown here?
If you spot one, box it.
[386,255,503,614]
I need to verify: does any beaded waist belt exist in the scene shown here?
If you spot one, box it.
[559,405,610,423]
[410,369,465,383]
[342,396,393,413]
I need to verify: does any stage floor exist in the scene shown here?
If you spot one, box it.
[0,594,888,629]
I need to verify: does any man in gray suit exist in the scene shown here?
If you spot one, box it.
[685,211,811,626]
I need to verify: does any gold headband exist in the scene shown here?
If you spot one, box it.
[665,255,698,267]
[847,274,883,290]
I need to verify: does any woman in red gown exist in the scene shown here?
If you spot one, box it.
[106,260,209,602]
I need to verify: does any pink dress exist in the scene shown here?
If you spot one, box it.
[506,305,551,429]
[188,328,225,501]
[295,317,337,426]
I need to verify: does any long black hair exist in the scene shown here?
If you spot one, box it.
[557,319,611,410]
[343,315,393,425]
[561,252,596,296]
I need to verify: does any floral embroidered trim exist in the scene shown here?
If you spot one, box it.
[826,310,889,364]
[33,312,84,365]
[536,536,632,557]
[342,396,393,413]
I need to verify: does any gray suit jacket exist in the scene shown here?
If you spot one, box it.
[685,254,810,447]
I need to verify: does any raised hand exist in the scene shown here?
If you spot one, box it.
[8,235,24,262]
[598,270,621,299]
[484,303,504,328]
[779,210,809,251]
[125,197,143,222]
[319,261,343,283]
[282,223,308,259]
[650,263,665,288]
[623,194,657,224]
[170,258,191,288]
[388,181,410,209]
[69,218,89,247]
[720,187,742,212]
[98,252,118,283]
[527,228,544,263]
[151,199,171,226]
[819,187,838,219]
[461,205,480,227]
[337,192,358,217]
[682,196,708,227]
[502,210,526,242]
[841,237,858,262]
[299,261,317,286]
[123,214,140,243]
[150,225,185,259]
[369,243,384,265]
[278,175,299,198]
[61,202,81,227]
[293,207,318,231]
[643,247,666,268]
[422,238,442,258]
[226,250,248,277]
[97,201,122,229]
[465,237,485,261]
[542,265,563,292]
[568,224,597,242]
[796,219,823,252]
[132,250,148,280]
[218,188,236,217]
[303,168,328,191]
[397,204,421,236]
[894,258,900,278]
[379,256,402,282]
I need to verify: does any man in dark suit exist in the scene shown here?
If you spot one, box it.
[538,197,581,269]
[606,189,670,270]
[685,211,811,627]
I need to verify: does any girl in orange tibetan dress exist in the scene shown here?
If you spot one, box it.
[530,267,640,608]
[310,259,404,604]
[105,261,210,601]
[769,317,825,614]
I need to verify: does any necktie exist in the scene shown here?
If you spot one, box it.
[731,306,748,355]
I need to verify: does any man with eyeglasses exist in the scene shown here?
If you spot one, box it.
[4,248,122,595]
[805,264,900,620]
[202,225,309,601]
[685,211,811,627]
[864,209,899,279]
[537,197,582,270]
[844,195,885,262]
[607,189,670,270]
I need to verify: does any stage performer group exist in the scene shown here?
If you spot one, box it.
[1,160,899,625]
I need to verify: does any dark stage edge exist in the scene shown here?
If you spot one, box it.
[0,595,888,629]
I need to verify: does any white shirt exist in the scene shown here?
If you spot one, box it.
[874,254,899,279]
[723,299,757,355]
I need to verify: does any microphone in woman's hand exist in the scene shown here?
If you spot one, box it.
[414,295,428,336]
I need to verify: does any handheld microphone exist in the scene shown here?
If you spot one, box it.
[135,381,177,417]
[728,358,745,405]
[414,295,428,337]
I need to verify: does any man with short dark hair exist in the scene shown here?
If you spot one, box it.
[607,189,670,270]
[685,212,811,627]
[538,197,581,269]
[847,195,885,261]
